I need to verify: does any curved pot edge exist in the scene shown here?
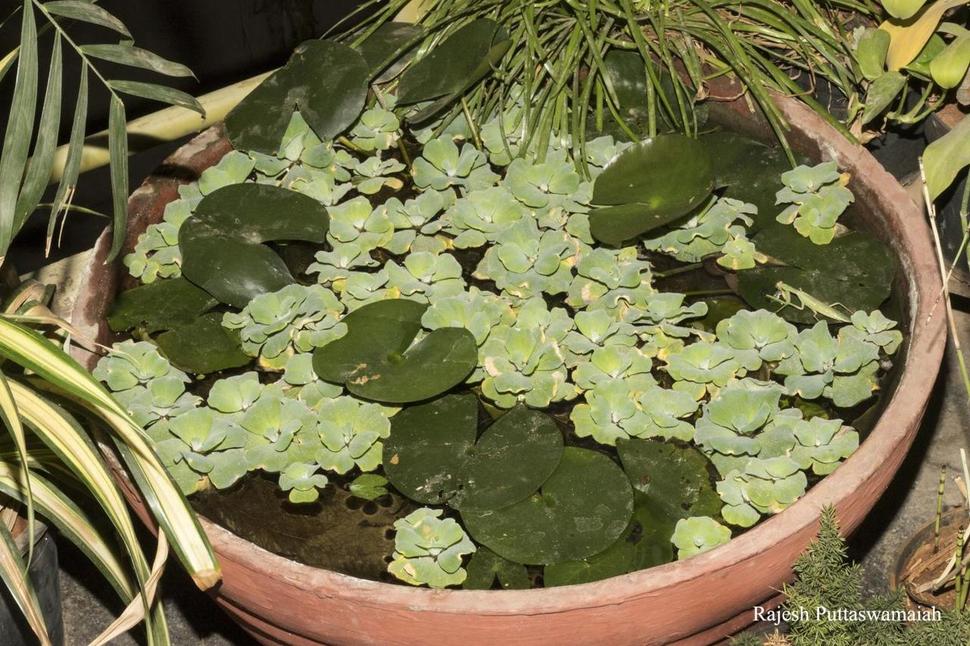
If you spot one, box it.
[69,89,947,641]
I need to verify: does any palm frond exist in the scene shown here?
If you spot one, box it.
[0,0,206,263]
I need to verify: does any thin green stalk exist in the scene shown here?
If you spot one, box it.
[684,289,735,297]
[461,97,482,150]
[935,466,946,553]
[656,262,703,278]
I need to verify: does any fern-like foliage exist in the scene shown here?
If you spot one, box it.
[0,0,204,264]
[782,506,970,646]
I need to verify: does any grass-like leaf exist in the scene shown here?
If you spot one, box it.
[15,34,62,231]
[82,43,195,78]
[110,80,205,115]
[0,319,220,589]
[42,0,131,37]
[0,2,37,261]
[107,95,129,262]
[0,519,49,645]
[0,458,136,604]
[47,64,87,254]
[0,370,34,572]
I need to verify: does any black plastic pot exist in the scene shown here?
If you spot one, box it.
[0,523,64,646]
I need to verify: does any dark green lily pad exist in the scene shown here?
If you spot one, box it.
[463,547,531,590]
[592,134,714,209]
[384,395,564,511]
[700,130,792,231]
[156,312,251,374]
[179,183,329,308]
[543,493,673,587]
[357,22,424,82]
[396,19,510,122]
[589,135,714,244]
[736,225,895,324]
[462,447,634,565]
[383,393,478,506]
[312,299,477,403]
[107,278,217,333]
[225,39,369,154]
[604,50,649,123]
[589,203,700,247]
[460,406,563,511]
[617,439,721,520]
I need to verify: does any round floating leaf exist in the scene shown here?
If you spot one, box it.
[383,394,478,506]
[107,277,217,333]
[543,493,673,587]
[225,40,368,154]
[700,131,792,232]
[312,299,477,403]
[462,447,634,565]
[156,312,251,374]
[397,19,511,122]
[737,225,895,323]
[384,396,564,511]
[463,547,531,590]
[179,183,329,308]
[589,203,699,247]
[459,405,564,511]
[591,134,715,210]
[356,22,424,82]
[604,50,649,122]
[617,439,721,520]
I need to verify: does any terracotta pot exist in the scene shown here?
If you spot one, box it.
[70,89,947,645]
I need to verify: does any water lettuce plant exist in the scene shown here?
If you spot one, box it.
[105,50,906,593]
[388,508,476,587]
[775,162,855,244]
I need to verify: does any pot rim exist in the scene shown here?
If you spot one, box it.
[74,88,947,617]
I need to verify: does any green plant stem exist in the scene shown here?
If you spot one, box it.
[957,526,966,611]
[683,288,734,297]
[655,262,703,278]
[935,465,946,553]
[461,97,483,150]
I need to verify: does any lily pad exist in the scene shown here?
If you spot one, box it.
[543,493,673,587]
[179,183,329,308]
[107,278,217,333]
[156,312,251,374]
[737,225,895,323]
[589,135,714,244]
[225,39,368,154]
[383,393,478,506]
[312,299,477,403]
[462,447,634,565]
[700,130,791,231]
[617,439,722,520]
[356,23,424,82]
[604,50,649,123]
[463,547,531,590]
[384,395,564,511]
[396,19,511,122]
[591,134,714,209]
[589,203,701,247]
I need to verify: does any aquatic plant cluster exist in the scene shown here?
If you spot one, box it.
[101,57,902,590]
